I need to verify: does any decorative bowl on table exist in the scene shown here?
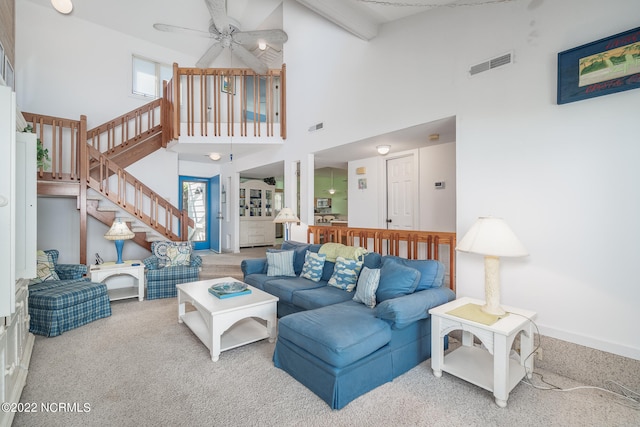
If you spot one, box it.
[210,282,248,294]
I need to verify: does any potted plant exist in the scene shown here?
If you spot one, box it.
[23,124,50,170]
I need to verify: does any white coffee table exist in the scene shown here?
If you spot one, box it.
[177,277,278,362]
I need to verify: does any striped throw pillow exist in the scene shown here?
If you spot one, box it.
[352,267,381,308]
[266,250,296,277]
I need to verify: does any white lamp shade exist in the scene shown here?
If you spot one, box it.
[456,216,528,257]
[51,0,73,14]
[273,207,299,224]
[104,219,135,241]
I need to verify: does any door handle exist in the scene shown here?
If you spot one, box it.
[386,219,392,223]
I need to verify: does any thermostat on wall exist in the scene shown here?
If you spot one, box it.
[434,181,445,189]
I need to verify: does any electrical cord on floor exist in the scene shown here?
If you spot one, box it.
[507,312,640,411]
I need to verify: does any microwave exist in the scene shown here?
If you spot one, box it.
[316,198,330,208]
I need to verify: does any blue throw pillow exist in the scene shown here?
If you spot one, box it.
[327,256,363,292]
[281,241,311,274]
[266,250,296,277]
[300,250,326,282]
[376,261,421,303]
[352,267,381,308]
[381,256,445,290]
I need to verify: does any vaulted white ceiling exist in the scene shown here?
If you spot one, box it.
[22,0,460,175]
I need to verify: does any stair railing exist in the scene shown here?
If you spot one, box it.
[87,98,163,153]
[84,144,192,240]
[23,111,193,242]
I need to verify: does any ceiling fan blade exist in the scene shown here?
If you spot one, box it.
[196,42,225,68]
[232,44,268,75]
[153,23,214,38]
[204,0,230,34]
[232,29,289,46]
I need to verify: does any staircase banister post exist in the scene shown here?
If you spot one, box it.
[79,115,88,265]
[173,62,180,140]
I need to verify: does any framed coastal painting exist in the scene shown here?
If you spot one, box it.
[221,75,235,94]
[557,26,640,104]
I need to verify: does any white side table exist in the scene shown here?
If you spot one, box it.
[89,260,145,301]
[429,296,537,407]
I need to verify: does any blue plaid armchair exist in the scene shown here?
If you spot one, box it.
[29,249,111,337]
[143,241,202,299]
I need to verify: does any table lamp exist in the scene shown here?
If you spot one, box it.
[104,218,135,264]
[273,207,299,241]
[456,216,528,315]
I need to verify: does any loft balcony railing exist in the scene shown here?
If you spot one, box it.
[26,62,287,182]
[168,63,287,141]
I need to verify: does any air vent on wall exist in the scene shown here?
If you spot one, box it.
[308,122,324,132]
[469,52,513,76]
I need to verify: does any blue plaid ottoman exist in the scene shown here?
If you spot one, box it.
[29,279,112,337]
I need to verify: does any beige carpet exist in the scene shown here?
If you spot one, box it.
[196,247,269,281]
[13,248,640,426]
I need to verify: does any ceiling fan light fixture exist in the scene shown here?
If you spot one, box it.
[209,152,221,161]
[51,0,73,14]
[377,145,391,155]
[258,40,267,51]
[328,188,336,195]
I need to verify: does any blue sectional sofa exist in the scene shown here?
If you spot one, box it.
[241,241,455,409]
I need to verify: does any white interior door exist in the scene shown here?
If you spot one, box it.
[386,155,415,230]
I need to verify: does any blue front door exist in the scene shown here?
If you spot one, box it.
[179,175,220,251]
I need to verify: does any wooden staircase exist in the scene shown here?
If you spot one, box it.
[23,63,288,264]
[23,98,191,265]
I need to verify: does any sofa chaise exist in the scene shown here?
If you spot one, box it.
[241,240,455,409]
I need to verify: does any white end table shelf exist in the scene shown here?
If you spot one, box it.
[429,296,537,407]
[89,260,145,301]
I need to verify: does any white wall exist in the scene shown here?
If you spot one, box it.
[17,0,640,359]
[347,142,456,232]
[419,142,456,232]
[279,0,640,359]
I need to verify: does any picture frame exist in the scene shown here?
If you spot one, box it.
[4,58,14,91]
[358,178,367,190]
[557,26,640,104]
[221,75,236,94]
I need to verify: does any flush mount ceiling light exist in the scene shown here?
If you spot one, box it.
[51,0,73,14]
[376,145,391,155]
[209,152,221,161]
[258,41,267,51]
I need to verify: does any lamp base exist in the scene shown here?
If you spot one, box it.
[480,303,506,316]
[114,239,125,264]
[483,255,505,316]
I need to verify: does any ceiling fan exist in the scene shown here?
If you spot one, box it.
[153,0,288,75]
